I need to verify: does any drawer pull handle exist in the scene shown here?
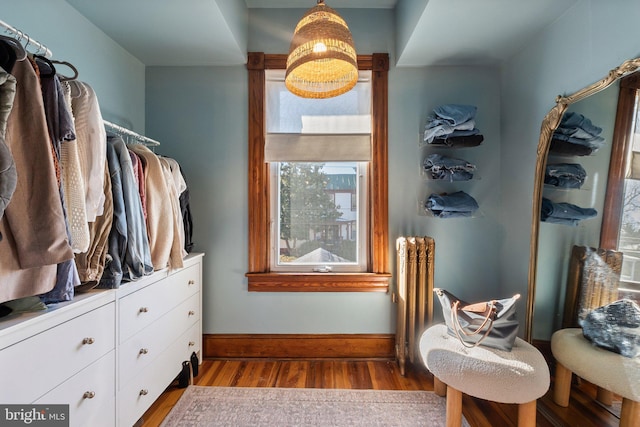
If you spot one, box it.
[188,341,195,347]
[139,348,149,355]
[82,337,95,345]
[139,389,149,396]
[83,391,95,399]
[188,280,195,285]
[188,310,196,316]
[139,307,149,313]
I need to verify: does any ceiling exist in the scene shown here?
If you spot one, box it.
[64,0,578,67]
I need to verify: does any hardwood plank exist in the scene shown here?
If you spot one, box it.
[346,360,373,389]
[275,360,309,388]
[367,360,406,390]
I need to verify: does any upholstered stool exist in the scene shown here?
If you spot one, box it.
[551,328,640,427]
[419,324,550,427]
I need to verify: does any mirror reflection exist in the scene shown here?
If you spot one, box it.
[528,58,640,425]
[533,83,618,340]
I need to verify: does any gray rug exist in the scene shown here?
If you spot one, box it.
[160,386,470,426]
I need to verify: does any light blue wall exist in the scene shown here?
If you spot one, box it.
[501,0,640,340]
[2,0,145,132]
[146,9,503,334]
[12,1,633,339]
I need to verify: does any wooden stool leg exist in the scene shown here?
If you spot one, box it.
[620,398,640,427]
[517,401,537,427]
[434,376,447,397]
[596,387,613,406]
[446,385,463,427]
[553,362,572,407]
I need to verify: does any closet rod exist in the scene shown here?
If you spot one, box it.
[104,120,160,146]
[0,19,53,58]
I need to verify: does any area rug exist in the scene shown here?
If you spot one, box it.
[160,386,470,426]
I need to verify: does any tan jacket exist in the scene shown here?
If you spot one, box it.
[0,58,73,302]
[129,144,183,270]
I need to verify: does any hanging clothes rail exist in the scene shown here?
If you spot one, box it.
[0,19,53,58]
[104,120,160,146]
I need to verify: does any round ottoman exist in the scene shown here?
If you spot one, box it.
[551,328,640,427]
[419,324,550,427]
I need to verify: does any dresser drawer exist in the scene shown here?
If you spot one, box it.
[0,302,115,404]
[34,351,115,427]
[118,264,200,343]
[119,292,199,386]
[119,324,199,427]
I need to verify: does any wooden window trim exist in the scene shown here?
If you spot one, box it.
[600,72,640,248]
[246,52,390,292]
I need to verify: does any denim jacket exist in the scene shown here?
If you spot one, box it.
[99,136,153,288]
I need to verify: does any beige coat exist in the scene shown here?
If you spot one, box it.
[129,144,183,270]
[0,58,73,302]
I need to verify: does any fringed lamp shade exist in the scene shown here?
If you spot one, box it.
[285,0,358,99]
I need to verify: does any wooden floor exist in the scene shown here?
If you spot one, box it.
[140,359,621,427]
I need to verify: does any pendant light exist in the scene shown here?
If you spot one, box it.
[285,0,358,99]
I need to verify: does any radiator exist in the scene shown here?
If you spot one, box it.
[395,236,435,376]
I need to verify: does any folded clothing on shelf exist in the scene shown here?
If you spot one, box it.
[544,163,587,189]
[541,197,597,226]
[550,112,605,155]
[423,153,476,181]
[425,191,479,218]
[423,104,482,145]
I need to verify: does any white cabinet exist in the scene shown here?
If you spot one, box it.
[116,255,202,426]
[34,352,116,427]
[0,291,116,405]
[0,253,203,427]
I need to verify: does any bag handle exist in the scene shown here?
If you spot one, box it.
[451,300,496,348]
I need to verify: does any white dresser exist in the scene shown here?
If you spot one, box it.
[0,253,203,427]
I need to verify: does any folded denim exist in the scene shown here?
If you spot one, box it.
[424,153,476,181]
[423,104,478,143]
[545,163,587,189]
[430,134,484,147]
[549,138,595,156]
[552,132,605,150]
[541,197,597,226]
[424,122,477,144]
[432,104,477,126]
[555,112,603,139]
[425,191,479,218]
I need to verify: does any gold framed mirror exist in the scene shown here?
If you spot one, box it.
[526,57,640,342]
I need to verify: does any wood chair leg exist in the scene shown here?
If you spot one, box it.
[517,401,537,427]
[434,376,447,397]
[620,398,640,427]
[553,362,572,407]
[596,387,613,406]
[446,385,462,427]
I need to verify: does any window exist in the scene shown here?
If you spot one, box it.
[272,161,367,273]
[246,53,390,291]
[266,70,370,273]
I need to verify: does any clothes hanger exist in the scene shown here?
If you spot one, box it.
[50,59,78,81]
[0,34,26,61]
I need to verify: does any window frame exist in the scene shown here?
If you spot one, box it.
[600,72,640,297]
[601,72,640,249]
[245,52,390,292]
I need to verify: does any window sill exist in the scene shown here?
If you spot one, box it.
[246,272,391,292]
